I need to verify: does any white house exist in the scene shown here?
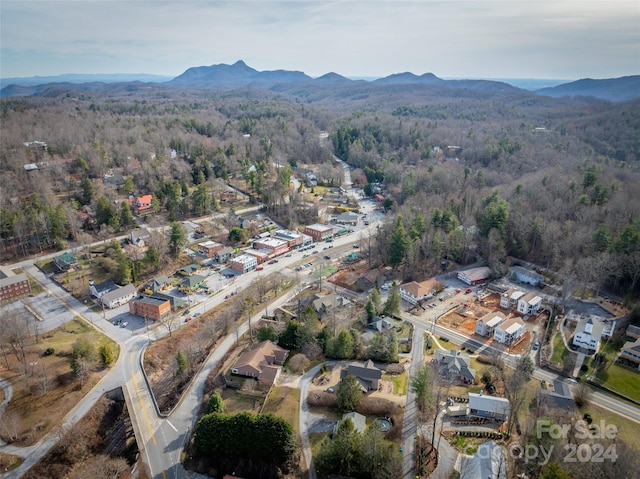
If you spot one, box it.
[399,279,441,305]
[101,284,137,309]
[620,337,640,369]
[572,317,605,351]
[510,265,544,286]
[493,317,526,345]
[500,288,524,309]
[90,279,119,299]
[475,311,506,337]
[516,292,542,316]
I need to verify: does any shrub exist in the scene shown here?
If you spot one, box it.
[43,347,55,356]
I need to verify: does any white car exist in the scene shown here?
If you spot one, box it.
[120,322,128,328]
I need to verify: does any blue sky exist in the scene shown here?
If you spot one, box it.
[1,1,638,80]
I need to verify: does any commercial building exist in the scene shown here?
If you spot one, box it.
[129,295,171,321]
[399,279,441,305]
[230,254,258,274]
[304,223,334,242]
[0,269,31,301]
[198,241,223,258]
[252,237,289,256]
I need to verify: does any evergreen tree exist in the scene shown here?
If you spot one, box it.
[370,288,382,315]
[383,282,401,317]
[169,221,187,257]
[336,375,363,412]
[389,215,408,266]
[119,201,135,229]
[207,391,225,413]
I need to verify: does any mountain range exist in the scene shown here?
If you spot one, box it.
[1,60,638,102]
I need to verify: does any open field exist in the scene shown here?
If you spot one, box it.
[0,318,119,445]
[595,363,640,403]
[262,386,301,433]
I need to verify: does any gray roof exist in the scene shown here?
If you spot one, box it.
[435,349,476,382]
[101,283,136,303]
[537,380,575,410]
[93,279,119,294]
[469,393,510,416]
[459,441,507,479]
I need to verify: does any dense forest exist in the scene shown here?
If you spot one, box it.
[1,81,639,301]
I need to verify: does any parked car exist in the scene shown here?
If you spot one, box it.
[193,312,201,318]
[456,289,462,293]
[465,288,472,294]
[184,317,192,323]
[285,253,292,257]
[533,341,540,350]
[120,322,128,328]
[353,244,359,248]
[268,259,276,264]
[256,266,264,271]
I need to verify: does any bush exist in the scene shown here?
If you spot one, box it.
[43,347,55,356]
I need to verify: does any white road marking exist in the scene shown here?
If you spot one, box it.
[166,420,178,432]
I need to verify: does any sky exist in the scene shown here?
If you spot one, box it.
[1,0,639,80]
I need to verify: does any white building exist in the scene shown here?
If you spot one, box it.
[493,317,526,345]
[230,254,258,274]
[399,279,441,305]
[510,265,544,286]
[500,288,525,309]
[516,292,542,316]
[457,267,491,286]
[475,311,507,337]
[572,317,605,351]
[101,284,137,309]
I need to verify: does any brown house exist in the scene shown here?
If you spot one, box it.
[230,340,289,387]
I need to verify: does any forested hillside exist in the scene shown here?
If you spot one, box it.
[1,81,639,299]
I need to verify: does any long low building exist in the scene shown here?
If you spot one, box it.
[457,266,491,286]
[101,283,137,309]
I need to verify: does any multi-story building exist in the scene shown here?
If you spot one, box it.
[493,317,526,344]
[500,288,525,309]
[230,254,258,274]
[198,240,223,258]
[399,279,440,305]
[517,292,542,316]
[0,270,31,301]
[252,237,289,256]
[101,284,137,309]
[475,311,507,337]
[129,295,171,321]
[304,223,334,242]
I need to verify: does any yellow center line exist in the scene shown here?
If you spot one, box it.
[131,370,157,445]
[130,352,133,363]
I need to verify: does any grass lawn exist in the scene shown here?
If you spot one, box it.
[0,452,23,472]
[580,403,640,451]
[595,363,640,403]
[262,386,301,433]
[1,317,119,446]
[384,371,408,395]
[550,331,570,365]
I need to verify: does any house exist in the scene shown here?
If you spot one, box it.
[133,195,153,212]
[304,223,334,242]
[146,275,172,293]
[197,240,223,258]
[312,293,350,318]
[230,340,289,387]
[129,228,150,247]
[178,274,208,293]
[53,251,77,272]
[0,269,31,301]
[340,360,382,392]
[305,172,317,187]
[89,279,119,299]
[183,221,204,238]
[335,412,367,435]
[229,254,258,274]
[356,268,383,291]
[619,337,640,369]
[457,267,491,286]
[367,316,395,333]
[177,263,202,276]
[246,249,271,264]
[457,440,507,479]
[516,292,542,316]
[537,380,575,410]
[573,317,605,352]
[510,265,544,286]
[399,279,441,305]
[335,212,359,226]
[468,392,510,420]
[626,325,640,339]
[214,246,235,263]
[475,311,506,337]
[129,295,171,321]
[499,288,525,309]
[435,350,476,383]
[493,317,526,345]
[101,284,137,309]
